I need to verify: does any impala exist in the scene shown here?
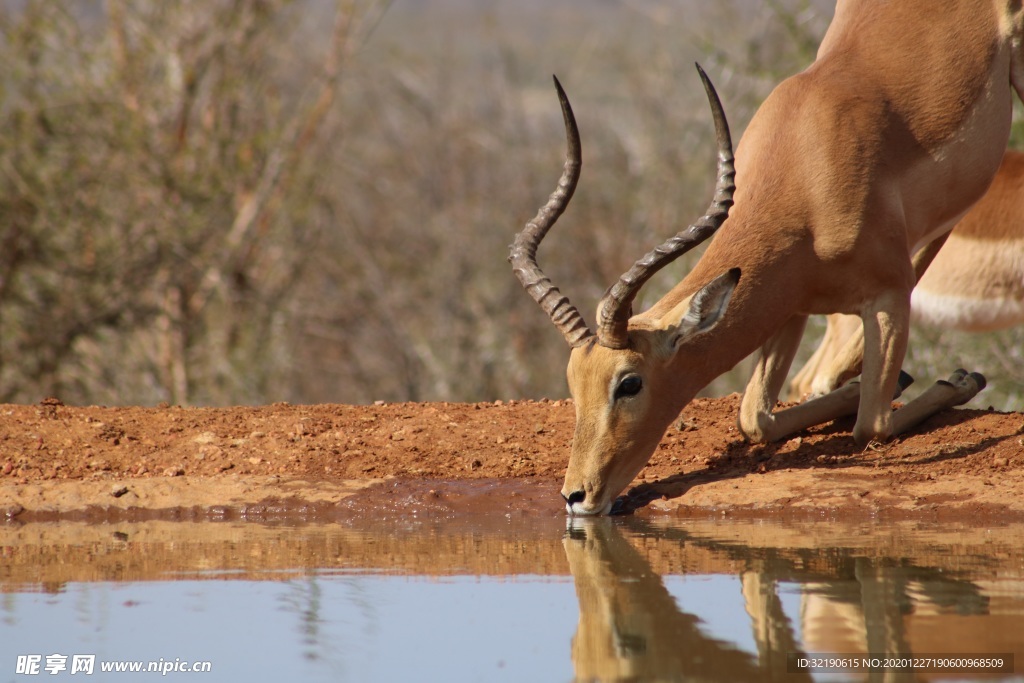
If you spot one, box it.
[791,150,1024,399]
[512,1,1024,516]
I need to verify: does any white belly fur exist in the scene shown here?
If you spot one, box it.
[911,288,1024,331]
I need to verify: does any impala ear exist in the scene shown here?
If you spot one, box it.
[668,268,740,346]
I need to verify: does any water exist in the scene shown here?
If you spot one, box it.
[2,515,1023,682]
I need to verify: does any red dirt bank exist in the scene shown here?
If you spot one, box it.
[1,395,1023,521]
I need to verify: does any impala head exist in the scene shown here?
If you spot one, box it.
[510,65,737,515]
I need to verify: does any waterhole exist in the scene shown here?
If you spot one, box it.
[2,486,1023,682]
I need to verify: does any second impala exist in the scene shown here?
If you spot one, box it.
[512,1,1024,515]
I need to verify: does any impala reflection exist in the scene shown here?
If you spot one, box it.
[562,519,808,682]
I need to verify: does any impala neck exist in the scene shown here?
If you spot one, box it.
[645,210,806,400]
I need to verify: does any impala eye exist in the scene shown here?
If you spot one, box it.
[614,374,643,400]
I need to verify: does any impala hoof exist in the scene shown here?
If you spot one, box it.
[894,369,914,399]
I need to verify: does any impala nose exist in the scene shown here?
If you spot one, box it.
[563,490,586,506]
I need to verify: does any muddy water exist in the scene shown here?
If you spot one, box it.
[2,492,1024,682]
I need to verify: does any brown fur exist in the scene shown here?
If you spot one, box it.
[792,150,1024,399]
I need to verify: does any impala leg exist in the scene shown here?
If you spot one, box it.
[738,315,808,442]
[758,380,863,440]
[742,291,913,444]
[792,234,949,401]
[892,369,986,436]
[787,330,829,401]
[740,312,914,443]
[852,290,911,447]
[788,314,857,400]
[807,314,864,396]
[746,367,915,443]
[910,231,949,280]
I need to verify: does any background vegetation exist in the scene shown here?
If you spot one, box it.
[0,0,1020,410]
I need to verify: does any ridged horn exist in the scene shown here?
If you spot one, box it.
[596,63,736,349]
[509,75,596,347]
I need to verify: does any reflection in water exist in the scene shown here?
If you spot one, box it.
[1,517,1023,682]
[742,564,806,679]
[564,519,808,682]
[562,518,1023,682]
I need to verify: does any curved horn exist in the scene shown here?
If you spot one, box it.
[596,63,736,349]
[509,75,596,347]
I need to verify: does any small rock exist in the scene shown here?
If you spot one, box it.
[111,485,130,498]
[676,418,697,432]
[248,457,262,466]
[163,466,185,477]
[3,504,24,519]
[1,462,12,475]
[993,456,1010,467]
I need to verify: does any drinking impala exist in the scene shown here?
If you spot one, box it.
[512,1,1024,515]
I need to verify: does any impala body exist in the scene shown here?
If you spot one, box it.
[792,150,1024,399]
[514,0,1024,515]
